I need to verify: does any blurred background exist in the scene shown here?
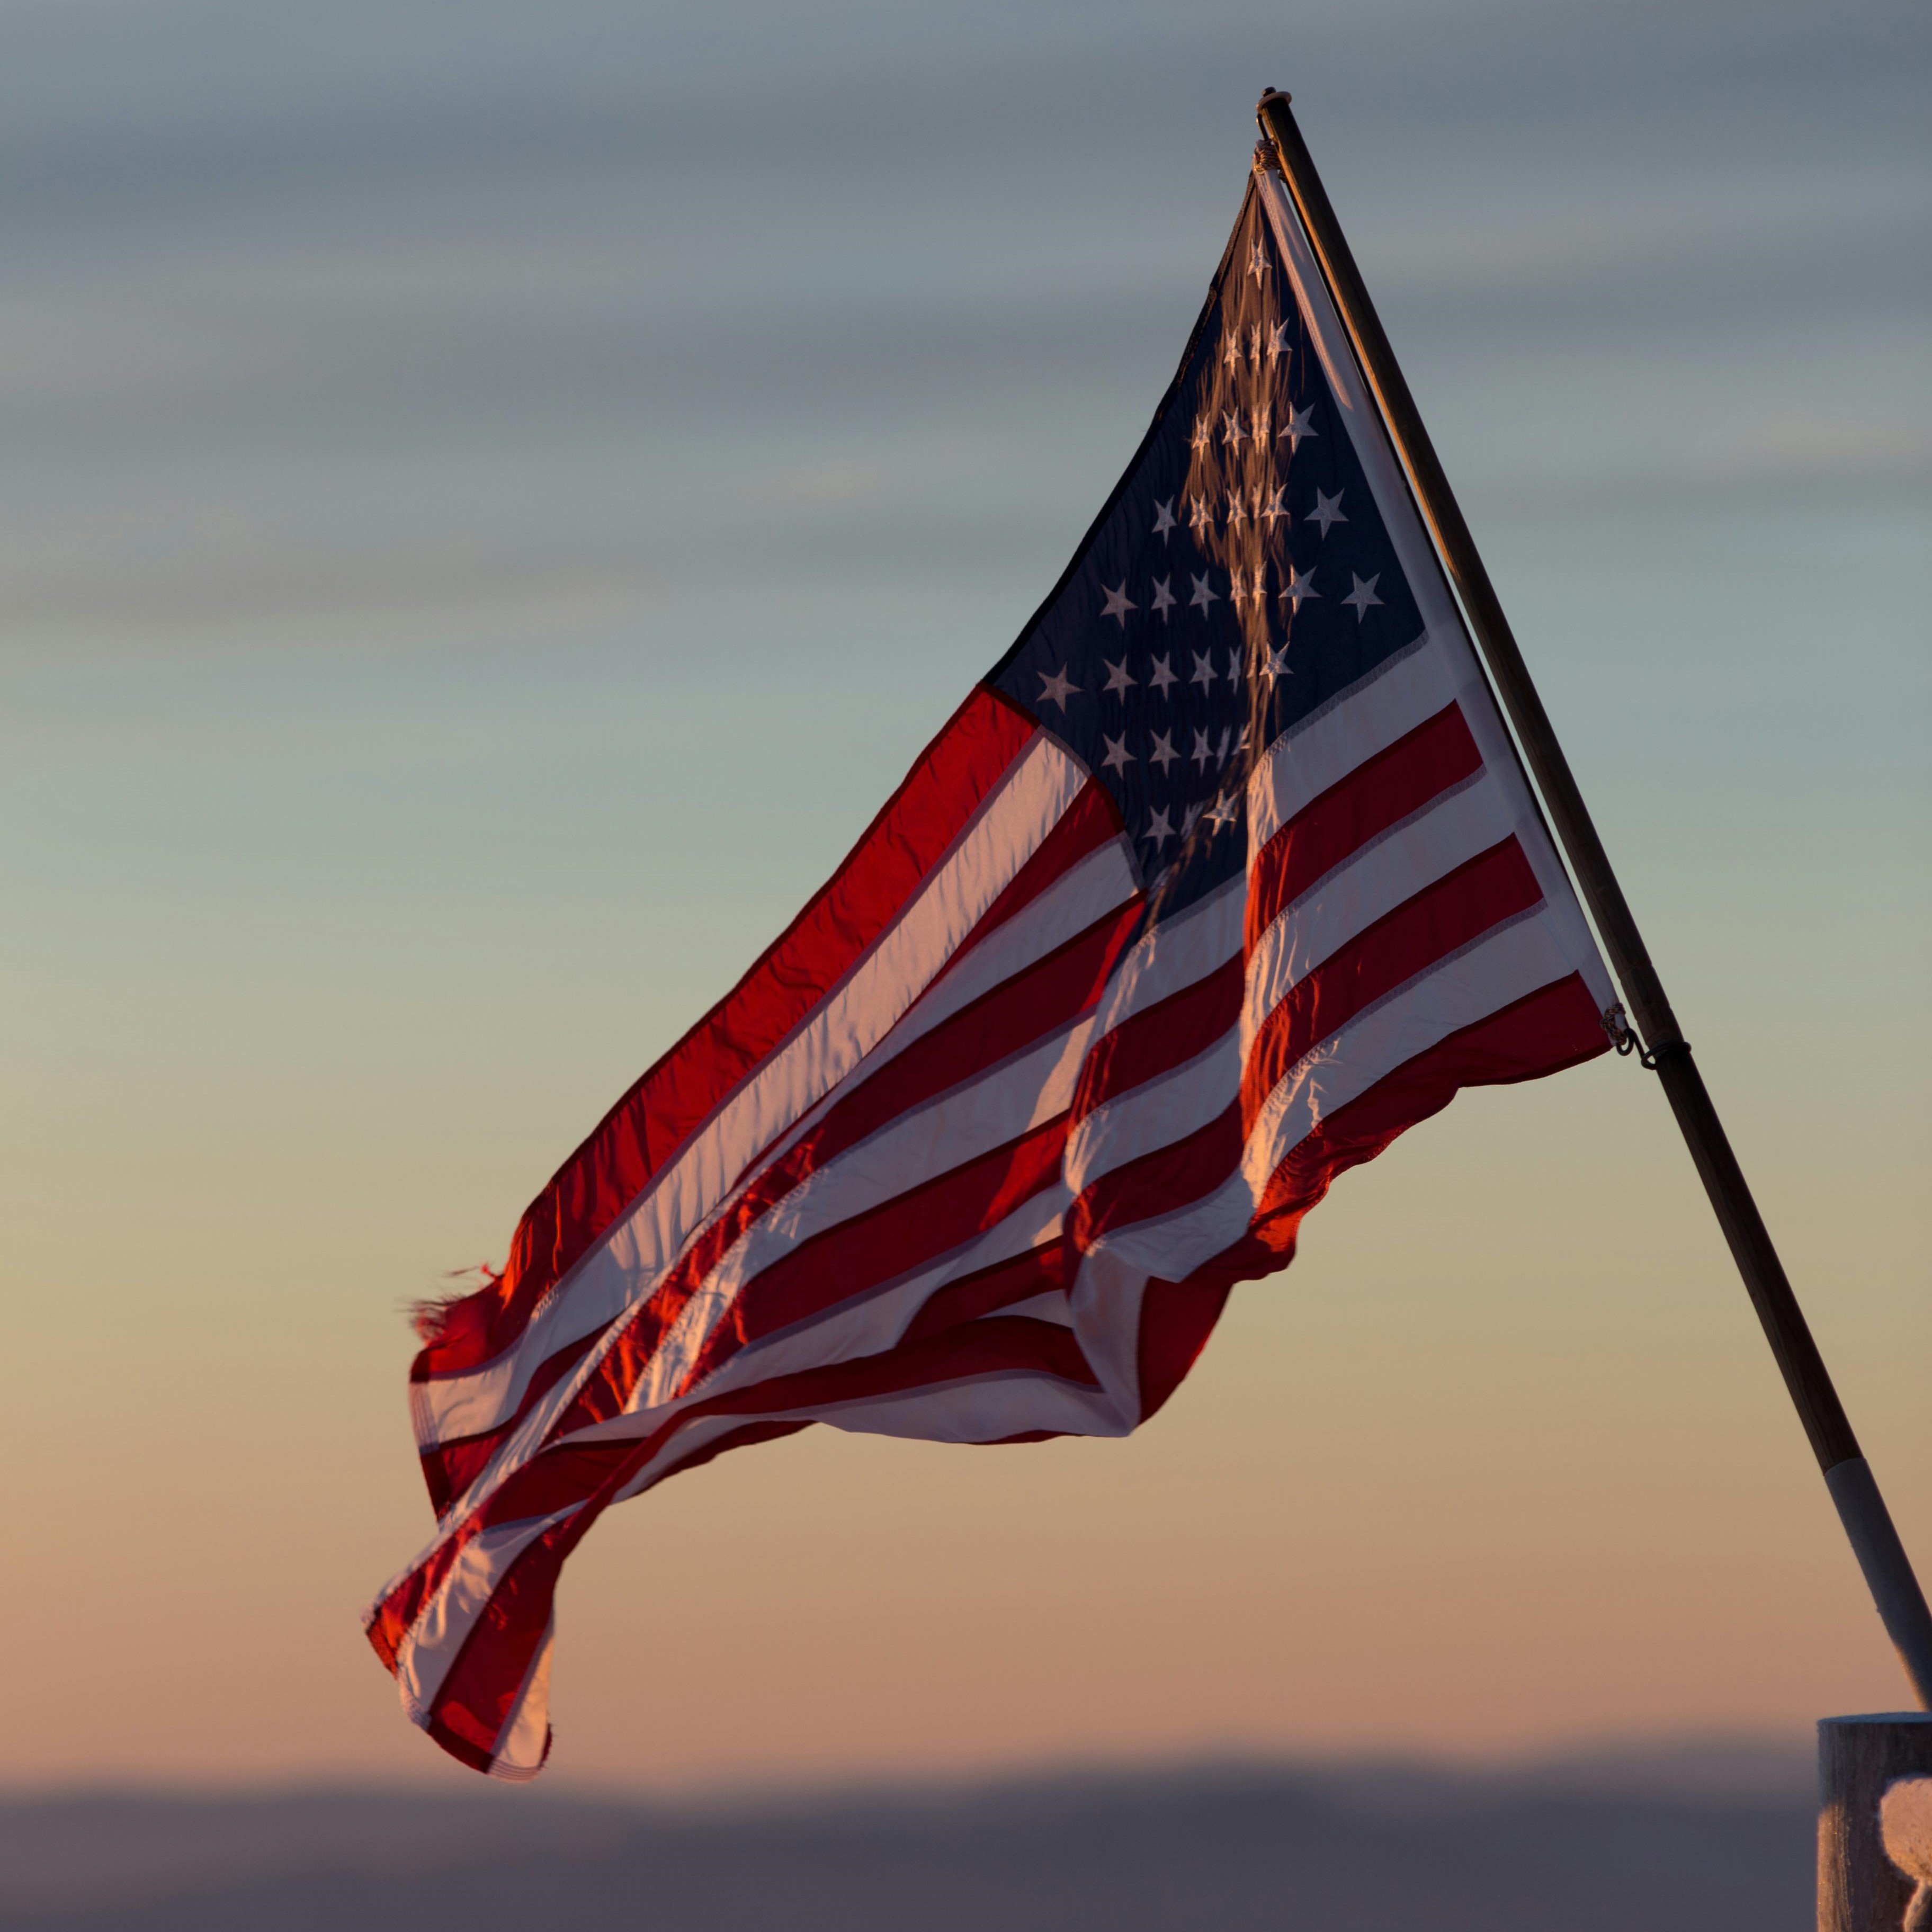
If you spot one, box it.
[1,0,1926,1920]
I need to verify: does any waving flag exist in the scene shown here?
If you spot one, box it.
[366,147,1615,1779]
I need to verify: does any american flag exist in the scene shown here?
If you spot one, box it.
[366,149,1615,1779]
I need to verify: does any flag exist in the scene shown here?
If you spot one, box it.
[365,145,1616,1779]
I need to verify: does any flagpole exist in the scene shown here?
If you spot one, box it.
[1255,87,1932,1707]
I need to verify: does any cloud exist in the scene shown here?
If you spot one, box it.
[0,0,1920,648]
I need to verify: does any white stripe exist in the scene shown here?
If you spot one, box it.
[1092,871,1242,1037]
[486,1618,555,1781]
[810,1372,1128,1443]
[1243,775,1514,1049]
[882,836,1137,1063]
[1245,908,1577,1194]
[1063,1030,1238,1195]
[1059,1208,1259,1373]
[412,732,1087,1456]
[395,1507,576,1719]
[990,1290,1073,1327]
[1246,636,1455,852]
[605,1368,1131,1510]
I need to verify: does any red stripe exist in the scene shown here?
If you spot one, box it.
[366,1531,466,1676]
[424,1515,574,1765]
[645,1418,813,1487]
[1241,837,1542,1129]
[1246,702,1481,951]
[901,1242,1065,1344]
[720,1120,1074,1359]
[1254,971,1608,1230]
[920,777,1127,997]
[1069,1099,1244,1254]
[1136,1274,1236,1421]
[417,1323,609,1520]
[1069,952,1245,1128]
[409,688,1037,1392]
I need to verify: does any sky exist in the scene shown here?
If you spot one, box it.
[2,0,1928,1793]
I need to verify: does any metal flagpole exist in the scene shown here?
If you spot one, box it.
[1256,87,1932,1707]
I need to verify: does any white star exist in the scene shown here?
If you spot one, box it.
[1280,563,1318,610]
[1149,728,1178,772]
[1208,789,1239,831]
[1187,494,1213,535]
[1101,732,1132,775]
[1260,485,1288,526]
[1248,239,1267,284]
[1309,487,1347,536]
[1222,333,1241,374]
[1103,656,1136,699]
[1248,323,1263,365]
[1262,642,1292,680]
[1267,318,1291,364]
[1222,409,1246,448]
[1142,804,1175,850]
[1148,653,1177,696]
[1037,664,1078,710]
[1150,575,1175,620]
[1101,580,1136,628]
[1180,800,1205,839]
[1250,402,1271,443]
[1215,724,1233,764]
[1225,490,1247,529]
[1152,497,1176,540]
[1191,414,1213,456]
[1191,728,1215,770]
[1280,402,1317,453]
[1189,571,1220,615]
[1233,721,1251,758]
[1343,572,1383,620]
[1190,651,1217,693]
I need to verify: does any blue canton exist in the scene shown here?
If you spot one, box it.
[986,174,1424,928]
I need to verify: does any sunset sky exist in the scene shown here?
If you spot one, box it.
[3,0,1927,1792]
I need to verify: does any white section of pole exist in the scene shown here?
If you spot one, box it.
[1819,1715,1932,1931]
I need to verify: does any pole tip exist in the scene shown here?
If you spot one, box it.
[1257,88,1291,112]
